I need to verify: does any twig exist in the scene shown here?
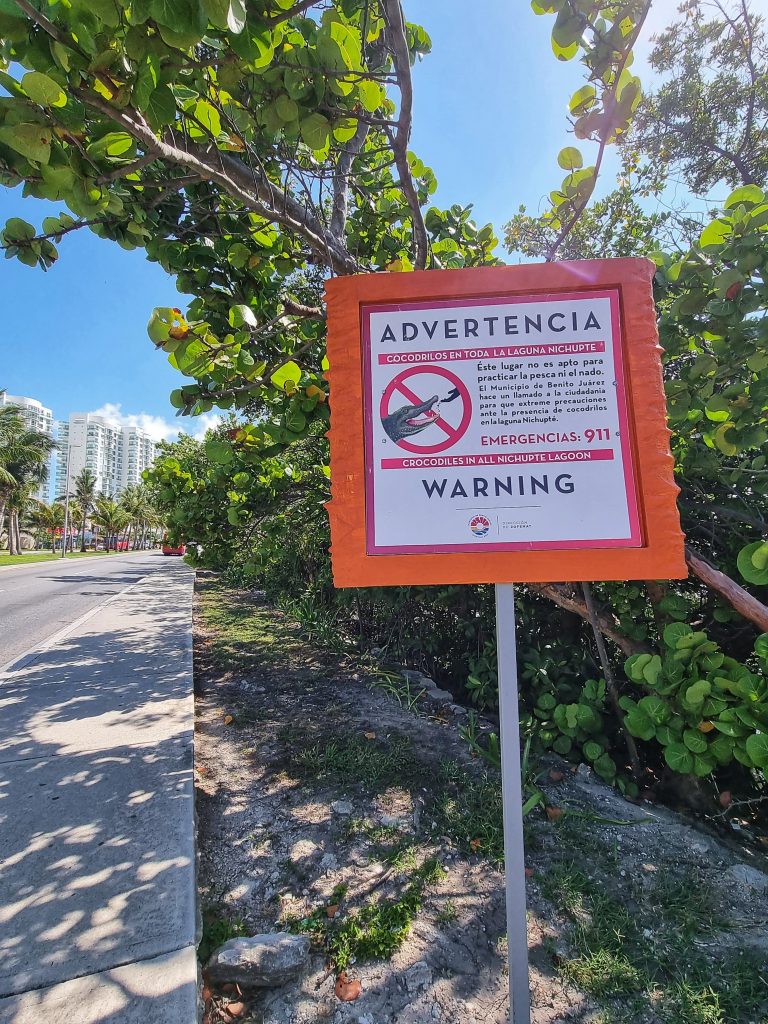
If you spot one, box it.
[582,582,642,783]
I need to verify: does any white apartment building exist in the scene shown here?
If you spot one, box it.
[0,392,55,502]
[54,414,157,498]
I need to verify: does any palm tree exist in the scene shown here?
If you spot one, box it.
[30,499,66,553]
[119,483,158,549]
[0,403,56,554]
[73,467,98,552]
[91,497,129,553]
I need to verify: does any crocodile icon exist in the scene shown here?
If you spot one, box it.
[382,395,440,442]
[381,388,462,444]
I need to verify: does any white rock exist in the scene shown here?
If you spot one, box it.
[207,932,310,987]
[726,863,768,890]
[319,852,339,872]
[331,800,354,816]
[404,959,432,994]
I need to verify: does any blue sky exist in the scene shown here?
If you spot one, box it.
[0,1,704,438]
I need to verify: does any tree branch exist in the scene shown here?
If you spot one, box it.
[686,545,768,633]
[267,0,319,26]
[381,0,428,270]
[73,88,362,276]
[330,121,370,240]
[94,153,157,184]
[528,583,648,658]
[283,298,324,319]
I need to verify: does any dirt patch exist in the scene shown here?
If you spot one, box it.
[194,576,768,1024]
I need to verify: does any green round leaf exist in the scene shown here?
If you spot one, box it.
[737,542,768,586]
[745,733,768,768]
[21,71,67,108]
[557,146,583,170]
[300,113,330,151]
[664,743,694,774]
[275,94,299,123]
[0,124,52,164]
[724,184,764,209]
[552,734,572,755]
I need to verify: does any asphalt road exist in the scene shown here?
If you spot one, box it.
[0,551,174,670]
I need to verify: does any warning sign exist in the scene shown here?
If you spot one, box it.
[325,260,686,586]
[363,290,640,554]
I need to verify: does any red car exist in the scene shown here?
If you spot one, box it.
[162,541,186,556]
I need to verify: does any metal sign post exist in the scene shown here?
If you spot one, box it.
[495,583,531,1024]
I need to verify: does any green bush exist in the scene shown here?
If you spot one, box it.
[622,626,768,778]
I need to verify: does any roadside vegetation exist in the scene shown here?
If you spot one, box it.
[195,578,768,1023]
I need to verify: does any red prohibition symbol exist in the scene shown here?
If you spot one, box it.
[379,364,472,454]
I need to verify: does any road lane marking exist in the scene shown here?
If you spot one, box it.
[0,575,150,678]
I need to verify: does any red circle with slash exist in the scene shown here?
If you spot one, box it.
[380,365,472,454]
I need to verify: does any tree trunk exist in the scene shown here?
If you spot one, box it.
[11,511,20,556]
[80,509,87,552]
[0,501,6,551]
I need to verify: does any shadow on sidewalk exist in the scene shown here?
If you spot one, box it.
[0,565,198,1019]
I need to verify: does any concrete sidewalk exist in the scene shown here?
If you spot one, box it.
[0,562,198,1023]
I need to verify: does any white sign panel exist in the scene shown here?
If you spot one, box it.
[362,290,642,554]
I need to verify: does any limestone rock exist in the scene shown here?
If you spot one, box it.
[207,932,310,988]
[404,959,432,994]
[424,685,453,704]
[726,863,768,890]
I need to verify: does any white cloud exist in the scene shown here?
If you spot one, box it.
[88,402,222,443]
[188,412,223,440]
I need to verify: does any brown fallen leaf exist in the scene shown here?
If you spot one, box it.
[326,903,340,918]
[223,1002,246,1019]
[548,769,564,782]
[719,790,732,808]
[223,714,234,726]
[469,838,482,852]
[545,806,563,822]
[201,984,212,1003]
[524,867,534,878]
[335,972,362,1002]
[364,731,376,740]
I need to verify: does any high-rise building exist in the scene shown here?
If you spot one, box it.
[0,392,55,502]
[123,427,157,487]
[54,413,157,498]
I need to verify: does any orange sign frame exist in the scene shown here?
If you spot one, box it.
[325,259,685,587]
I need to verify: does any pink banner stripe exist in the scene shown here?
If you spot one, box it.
[378,341,605,365]
[380,448,615,470]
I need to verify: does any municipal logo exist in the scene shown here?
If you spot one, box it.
[469,515,491,538]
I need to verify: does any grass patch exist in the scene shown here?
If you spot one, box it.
[430,761,504,863]
[293,733,422,793]
[286,858,446,971]
[0,550,111,566]
[198,579,304,669]
[539,843,768,1024]
[198,905,249,963]
[436,899,458,926]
